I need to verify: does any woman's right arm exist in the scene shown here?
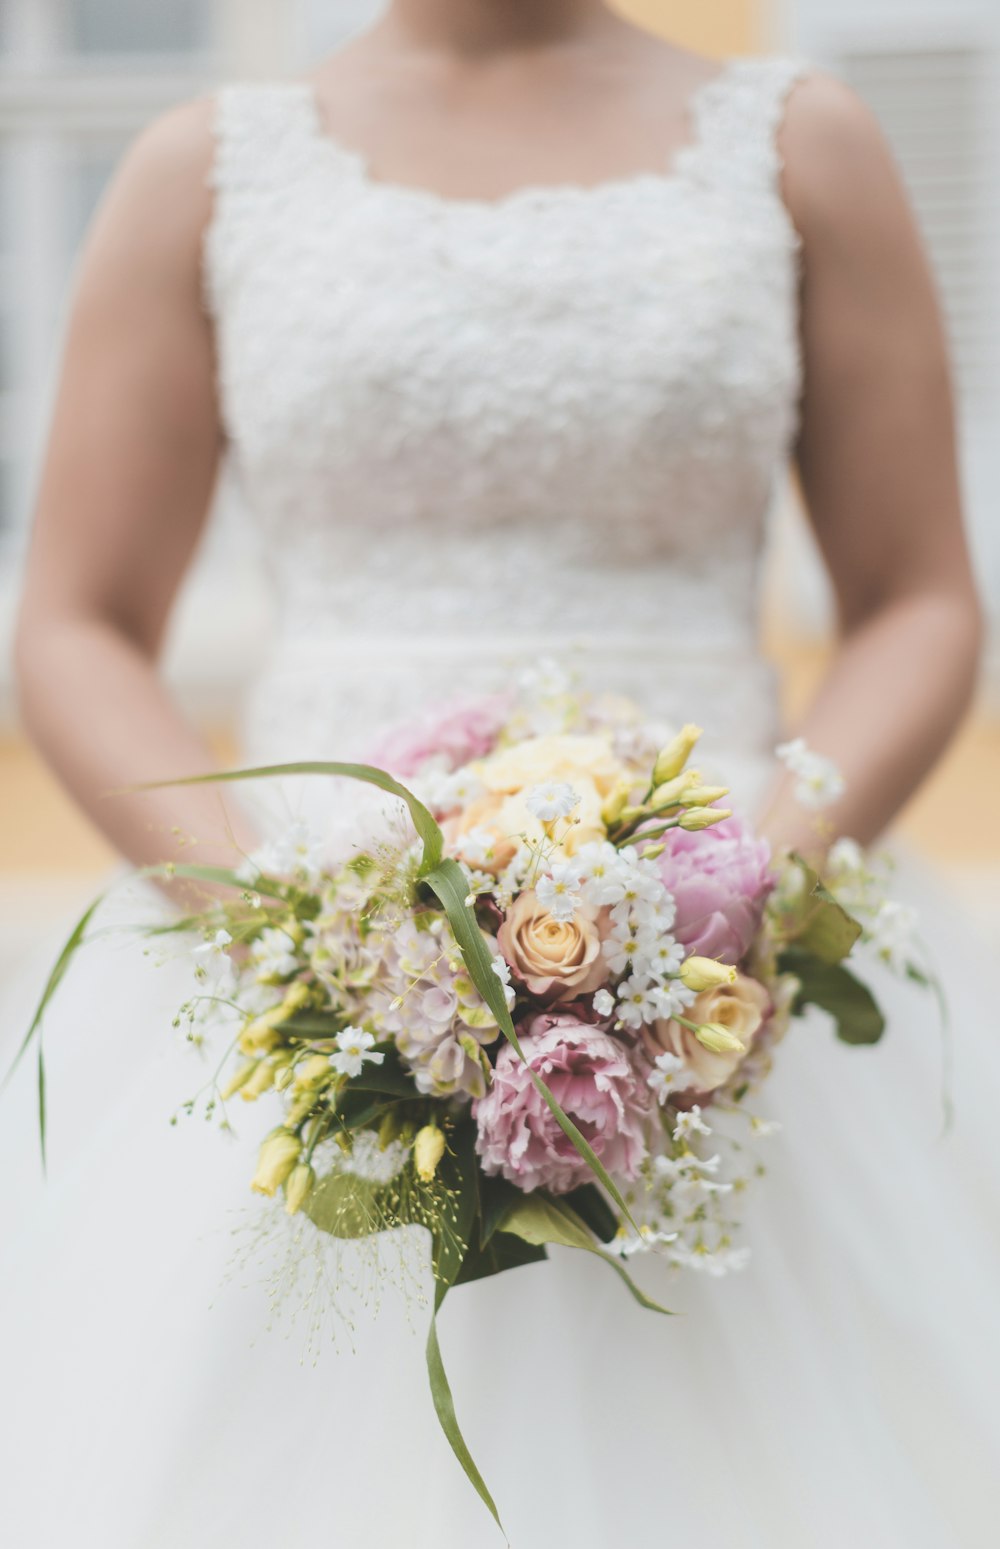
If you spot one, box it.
[14,100,258,886]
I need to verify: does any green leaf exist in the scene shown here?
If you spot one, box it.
[455,1233,548,1286]
[423,856,642,1234]
[426,1304,506,1541]
[787,855,863,964]
[432,1121,480,1292]
[779,948,885,1045]
[563,1182,620,1244]
[478,1175,526,1248]
[497,1194,674,1315]
[304,1173,382,1238]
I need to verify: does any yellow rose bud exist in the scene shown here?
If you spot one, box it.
[653,724,703,786]
[221,1060,259,1100]
[694,1021,746,1056]
[251,1129,302,1197]
[413,1124,447,1184]
[679,784,730,808]
[680,957,738,993]
[284,1163,316,1216]
[677,807,732,832]
[240,1059,277,1101]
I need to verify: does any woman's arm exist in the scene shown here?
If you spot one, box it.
[757,73,984,858]
[14,100,258,889]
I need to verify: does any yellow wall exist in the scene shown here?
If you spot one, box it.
[612,0,767,54]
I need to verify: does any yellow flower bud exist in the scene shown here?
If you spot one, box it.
[294,1055,332,1089]
[648,772,698,813]
[680,957,738,993]
[694,1021,746,1056]
[413,1124,446,1184]
[653,724,703,786]
[285,1090,320,1127]
[677,807,732,832]
[221,1060,259,1100]
[284,1163,316,1216]
[679,784,730,808]
[600,779,633,826]
[240,1059,277,1102]
[251,1129,302,1197]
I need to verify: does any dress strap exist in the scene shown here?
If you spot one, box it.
[688,55,813,210]
[208,83,316,196]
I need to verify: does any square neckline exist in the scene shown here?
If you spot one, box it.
[294,54,748,214]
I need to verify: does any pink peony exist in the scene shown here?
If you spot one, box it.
[654,814,775,965]
[368,693,511,779]
[474,1012,650,1195]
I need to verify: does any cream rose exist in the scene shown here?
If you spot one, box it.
[644,973,771,1094]
[472,734,627,857]
[498,890,608,1003]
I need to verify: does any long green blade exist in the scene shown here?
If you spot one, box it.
[2,891,108,1097]
[426,1299,506,1541]
[138,762,444,872]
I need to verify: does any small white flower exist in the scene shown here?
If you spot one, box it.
[491,954,517,1010]
[608,1224,679,1258]
[646,935,685,979]
[254,820,326,881]
[330,1026,386,1079]
[673,1105,712,1142]
[251,926,299,982]
[615,975,660,1030]
[869,899,919,972]
[525,781,580,823]
[572,842,628,907]
[751,1116,783,1138]
[649,980,698,1019]
[454,826,499,868]
[592,987,616,1018]
[432,767,486,813]
[193,928,235,986]
[776,738,845,810]
[646,1051,695,1104]
[603,919,656,977]
[535,863,582,921]
[518,657,571,701]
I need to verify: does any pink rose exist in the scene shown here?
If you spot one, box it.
[474,1012,649,1194]
[368,693,511,779]
[654,814,775,965]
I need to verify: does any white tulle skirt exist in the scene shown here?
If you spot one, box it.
[1,848,998,1549]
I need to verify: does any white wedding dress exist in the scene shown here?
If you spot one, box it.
[2,55,999,1548]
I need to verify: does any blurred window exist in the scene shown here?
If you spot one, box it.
[67,0,208,57]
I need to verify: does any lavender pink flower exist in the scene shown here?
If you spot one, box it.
[474,1012,650,1194]
[367,693,512,778]
[653,814,775,965]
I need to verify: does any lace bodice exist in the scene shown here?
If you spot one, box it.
[204,55,810,804]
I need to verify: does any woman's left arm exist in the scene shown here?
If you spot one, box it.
[757,72,984,857]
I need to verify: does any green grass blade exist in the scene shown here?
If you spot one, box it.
[137,763,444,872]
[2,892,107,1098]
[427,1299,507,1542]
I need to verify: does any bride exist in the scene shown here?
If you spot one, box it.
[3,1,996,1545]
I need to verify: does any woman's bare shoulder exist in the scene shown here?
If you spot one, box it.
[779,69,910,244]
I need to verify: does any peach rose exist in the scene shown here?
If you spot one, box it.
[644,972,771,1095]
[498,890,608,1003]
[472,734,626,857]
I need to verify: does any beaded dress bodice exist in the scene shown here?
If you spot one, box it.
[204,55,809,803]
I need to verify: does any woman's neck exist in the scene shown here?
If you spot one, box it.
[371,0,633,57]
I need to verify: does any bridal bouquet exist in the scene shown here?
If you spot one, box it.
[16,670,927,1532]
